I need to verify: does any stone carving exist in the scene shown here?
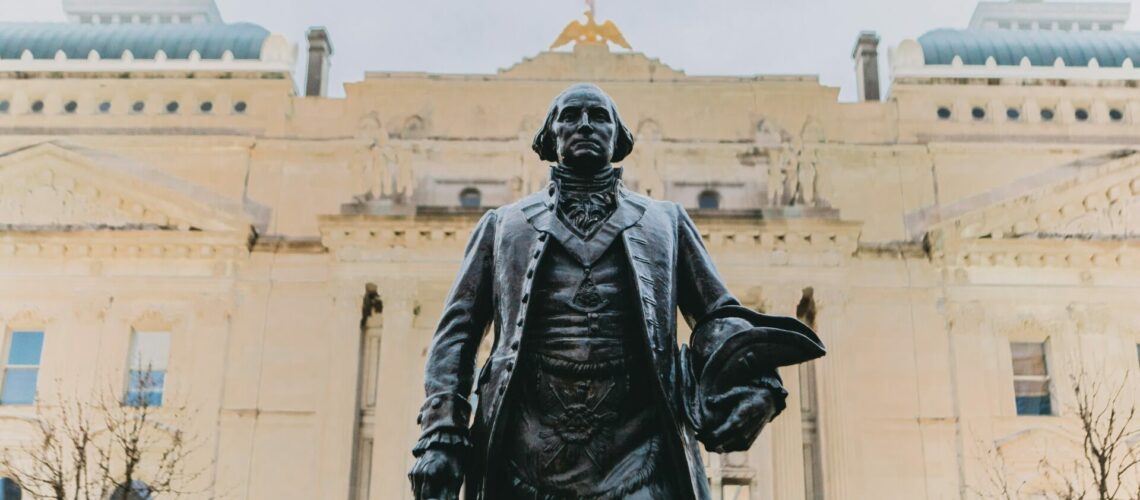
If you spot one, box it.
[408,83,825,499]
[0,167,170,228]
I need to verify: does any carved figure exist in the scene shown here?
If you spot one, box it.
[409,83,825,499]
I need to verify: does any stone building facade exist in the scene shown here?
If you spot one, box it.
[0,0,1138,499]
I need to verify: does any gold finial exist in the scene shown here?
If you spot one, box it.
[550,0,632,50]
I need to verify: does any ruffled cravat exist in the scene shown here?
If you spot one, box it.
[550,164,620,238]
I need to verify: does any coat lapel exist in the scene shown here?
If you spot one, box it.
[525,186,648,266]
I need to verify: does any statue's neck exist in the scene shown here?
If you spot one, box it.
[550,163,620,195]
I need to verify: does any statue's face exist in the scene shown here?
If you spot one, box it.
[552,87,616,172]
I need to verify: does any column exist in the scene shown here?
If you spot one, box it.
[369,286,419,500]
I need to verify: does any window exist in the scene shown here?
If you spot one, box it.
[165,101,179,114]
[1,331,43,405]
[233,101,248,114]
[98,101,111,113]
[936,106,951,120]
[1074,108,1089,121]
[0,477,19,499]
[131,101,145,114]
[971,106,986,120]
[30,101,43,114]
[1011,341,1052,415]
[64,101,77,114]
[1006,108,1020,120]
[1040,108,1055,121]
[698,190,720,210]
[124,331,170,407]
[110,480,151,500]
[0,101,9,113]
[200,101,213,113]
[459,187,481,208]
[1110,108,1124,122]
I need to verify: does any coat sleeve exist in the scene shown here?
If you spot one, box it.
[415,210,497,447]
[673,203,792,430]
[675,202,741,327]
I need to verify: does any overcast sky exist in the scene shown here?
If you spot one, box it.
[2,0,1139,101]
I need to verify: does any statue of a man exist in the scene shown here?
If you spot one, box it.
[409,83,825,499]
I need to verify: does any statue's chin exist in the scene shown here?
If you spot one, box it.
[561,155,612,173]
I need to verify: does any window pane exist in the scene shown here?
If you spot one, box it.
[129,332,170,371]
[1015,380,1051,415]
[0,477,21,500]
[1011,342,1047,376]
[7,332,43,365]
[698,191,720,209]
[1,368,38,405]
[125,370,165,407]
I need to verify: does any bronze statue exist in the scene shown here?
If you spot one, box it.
[409,83,825,499]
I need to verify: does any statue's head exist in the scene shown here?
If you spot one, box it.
[532,83,635,172]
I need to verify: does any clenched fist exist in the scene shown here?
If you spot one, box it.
[408,448,464,500]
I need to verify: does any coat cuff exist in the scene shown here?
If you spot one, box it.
[416,392,473,436]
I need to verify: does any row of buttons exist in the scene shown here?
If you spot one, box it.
[501,232,547,396]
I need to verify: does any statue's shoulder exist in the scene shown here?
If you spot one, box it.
[619,187,681,221]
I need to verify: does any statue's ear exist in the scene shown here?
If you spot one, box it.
[611,116,635,163]
[532,105,560,162]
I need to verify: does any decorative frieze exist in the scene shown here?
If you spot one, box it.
[319,213,862,267]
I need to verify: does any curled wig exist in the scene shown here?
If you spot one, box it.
[531,83,635,164]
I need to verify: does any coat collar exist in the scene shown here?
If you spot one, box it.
[521,182,648,266]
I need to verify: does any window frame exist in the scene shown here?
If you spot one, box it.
[0,330,45,406]
[123,330,170,408]
[1010,339,1054,416]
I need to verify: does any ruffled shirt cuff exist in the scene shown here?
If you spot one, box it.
[411,429,473,458]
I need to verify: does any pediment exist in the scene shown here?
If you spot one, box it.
[908,149,1140,245]
[498,44,686,81]
[0,142,267,234]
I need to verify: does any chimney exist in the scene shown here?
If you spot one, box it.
[305,27,334,97]
[852,31,881,102]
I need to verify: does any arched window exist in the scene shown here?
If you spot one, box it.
[0,477,21,499]
[697,190,720,210]
[110,480,151,500]
[459,188,481,209]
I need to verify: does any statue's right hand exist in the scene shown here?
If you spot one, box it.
[409,448,464,500]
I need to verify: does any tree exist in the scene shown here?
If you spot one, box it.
[1,366,206,499]
[974,368,1140,500]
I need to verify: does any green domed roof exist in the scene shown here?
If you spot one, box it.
[918,28,1140,67]
[0,22,270,60]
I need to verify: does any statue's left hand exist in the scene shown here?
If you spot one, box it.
[408,448,463,500]
[697,385,777,453]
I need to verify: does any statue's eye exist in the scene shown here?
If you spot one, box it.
[558,109,580,122]
[590,109,612,123]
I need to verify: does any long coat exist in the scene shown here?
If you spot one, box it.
[418,185,750,499]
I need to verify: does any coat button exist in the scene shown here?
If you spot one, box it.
[533,249,541,259]
[498,385,506,395]
[516,318,524,327]
[538,233,548,241]
[505,361,514,372]
[510,340,519,350]
[526,268,534,278]
[521,293,529,304]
